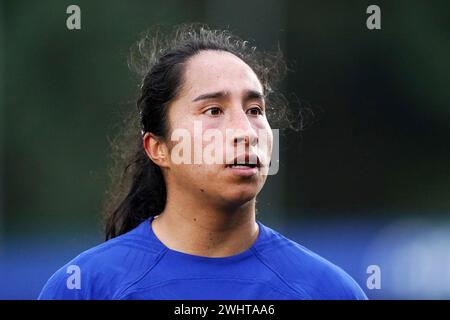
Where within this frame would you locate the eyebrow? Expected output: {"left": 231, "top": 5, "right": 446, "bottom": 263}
{"left": 192, "top": 90, "right": 265, "bottom": 103}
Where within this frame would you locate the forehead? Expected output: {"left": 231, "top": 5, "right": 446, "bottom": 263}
{"left": 181, "top": 50, "right": 263, "bottom": 98}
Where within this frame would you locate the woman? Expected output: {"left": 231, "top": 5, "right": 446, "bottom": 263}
{"left": 39, "top": 25, "right": 367, "bottom": 300}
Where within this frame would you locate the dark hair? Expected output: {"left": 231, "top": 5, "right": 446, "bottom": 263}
{"left": 103, "top": 24, "right": 296, "bottom": 240}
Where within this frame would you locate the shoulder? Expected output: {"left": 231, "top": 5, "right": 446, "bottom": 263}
{"left": 253, "top": 223, "right": 368, "bottom": 300}
{"left": 38, "top": 221, "right": 164, "bottom": 300}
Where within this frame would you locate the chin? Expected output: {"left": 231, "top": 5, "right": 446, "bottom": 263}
{"left": 221, "top": 186, "right": 259, "bottom": 206}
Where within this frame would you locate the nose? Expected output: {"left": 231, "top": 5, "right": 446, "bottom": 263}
{"left": 233, "top": 133, "right": 257, "bottom": 147}
{"left": 230, "top": 110, "right": 258, "bottom": 148}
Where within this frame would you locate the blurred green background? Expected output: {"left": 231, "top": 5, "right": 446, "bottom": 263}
{"left": 1, "top": 0, "right": 449, "bottom": 299}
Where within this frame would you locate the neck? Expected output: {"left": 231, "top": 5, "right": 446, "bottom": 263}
{"left": 151, "top": 185, "right": 259, "bottom": 258}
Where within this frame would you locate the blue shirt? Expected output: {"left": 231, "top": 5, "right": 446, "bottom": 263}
{"left": 38, "top": 216, "right": 367, "bottom": 300}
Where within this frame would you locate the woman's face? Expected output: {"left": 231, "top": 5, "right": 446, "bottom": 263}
{"left": 163, "top": 50, "right": 273, "bottom": 208}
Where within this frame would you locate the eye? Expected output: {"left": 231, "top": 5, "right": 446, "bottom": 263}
{"left": 204, "top": 106, "right": 223, "bottom": 116}
{"left": 246, "top": 106, "right": 263, "bottom": 116}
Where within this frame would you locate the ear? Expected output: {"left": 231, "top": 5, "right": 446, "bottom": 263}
{"left": 143, "top": 132, "right": 170, "bottom": 168}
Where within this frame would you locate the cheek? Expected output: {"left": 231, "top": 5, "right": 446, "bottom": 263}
{"left": 169, "top": 164, "right": 206, "bottom": 190}
{"left": 257, "top": 122, "right": 273, "bottom": 159}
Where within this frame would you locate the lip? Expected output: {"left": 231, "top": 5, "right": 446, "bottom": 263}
{"left": 225, "top": 154, "right": 260, "bottom": 177}
{"left": 226, "top": 165, "right": 258, "bottom": 177}
{"left": 225, "top": 154, "right": 260, "bottom": 167}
